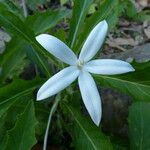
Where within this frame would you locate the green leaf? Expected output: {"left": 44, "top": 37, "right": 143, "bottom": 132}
{"left": 94, "top": 61, "right": 150, "bottom": 101}
{"left": 0, "top": 78, "right": 43, "bottom": 117}
{"left": 60, "top": 0, "right": 68, "bottom": 6}
{"left": 135, "top": 10, "right": 150, "bottom": 22}
{"left": 0, "top": 6, "right": 34, "bottom": 40}
{"left": 0, "top": 36, "right": 51, "bottom": 80}
{"left": 25, "top": 9, "right": 70, "bottom": 34}
{"left": 68, "top": 0, "right": 93, "bottom": 49}
{"left": 4, "top": 100, "right": 37, "bottom": 150}
{"left": 64, "top": 103, "right": 113, "bottom": 150}
{"left": 128, "top": 102, "right": 150, "bottom": 149}
{"left": 26, "top": 0, "right": 47, "bottom": 11}
{"left": 124, "top": 0, "right": 150, "bottom": 22}
{"left": 75, "top": 0, "right": 119, "bottom": 52}
{"left": 88, "top": 3, "right": 97, "bottom": 14}
{"left": 0, "top": 96, "right": 33, "bottom": 147}
{"left": 0, "top": 38, "right": 26, "bottom": 82}
{"left": 110, "top": 136, "right": 128, "bottom": 150}
{"left": 25, "top": 44, "right": 52, "bottom": 76}
{"left": 0, "top": 78, "right": 43, "bottom": 101}
{"left": 0, "top": 0, "right": 23, "bottom": 18}
{"left": 0, "top": 5, "right": 56, "bottom": 76}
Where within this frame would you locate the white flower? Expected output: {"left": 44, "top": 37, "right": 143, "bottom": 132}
{"left": 36, "top": 20, "right": 135, "bottom": 126}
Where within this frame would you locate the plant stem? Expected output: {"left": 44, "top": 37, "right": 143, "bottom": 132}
{"left": 43, "top": 95, "right": 60, "bottom": 150}
{"left": 21, "top": 0, "right": 28, "bottom": 17}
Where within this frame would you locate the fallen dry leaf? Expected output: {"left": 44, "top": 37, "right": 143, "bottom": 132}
{"left": 144, "top": 27, "right": 150, "bottom": 39}
{"left": 112, "top": 38, "right": 138, "bottom": 46}
{"left": 106, "top": 36, "right": 138, "bottom": 51}
{"left": 106, "top": 40, "right": 127, "bottom": 51}
{"left": 143, "top": 19, "right": 150, "bottom": 39}
{"left": 135, "top": 0, "right": 150, "bottom": 10}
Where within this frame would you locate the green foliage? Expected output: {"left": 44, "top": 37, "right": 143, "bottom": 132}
{"left": 75, "top": 0, "right": 120, "bottom": 52}
{"left": 73, "top": 0, "right": 149, "bottom": 52}
{"left": 128, "top": 102, "right": 150, "bottom": 149}
{"left": 0, "top": 0, "right": 23, "bottom": 18}
{"left": 25, "top": 44, "right": 52, "bottom": 76}
{"left": 65, "top": 103, "right": 113, "bottom": 150}
{"left": 0, "top": 38, "right": 26, "bottom": 82}
{"left": 94, "top": 61, "right": 150, "bottom": 101}
{"left": 68, "top": 0, "right": 93, "bottom": 49}
{"left": 60, "top": 0, "right": 68, "bottom": 6}
{"left": 0, "top": 78, "right": 43, "bottom": 117}
{"left": 123, "top": 0, "right": 150, "bottom": 21}
{"left": 3, "top": 100, "right": 37, "bottom": 150}
{"left": 0, "top": 7, "right": 33, "bottom": 40}
{"left": 0, "top": 97, "right": 30, "bottom": 149}
{"left": 26, "top": 0, "right": 48, "bottom": 11}
{"left": 0, "top": 0, "right": 150, "bottom": 149}
{"left": 25, "top": 9, "right": 70, "bottom": 34}
{"left": 0, "top": 3, "right": 56, "bottom": 76}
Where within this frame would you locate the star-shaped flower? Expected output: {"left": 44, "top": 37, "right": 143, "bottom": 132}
{"left": 36, "top": 20, "right": 135, "bottom": 126}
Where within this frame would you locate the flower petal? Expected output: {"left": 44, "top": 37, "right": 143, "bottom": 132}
{"left": 84, "top": 59, "right": 135, "bottom": 75}
{"left": 79, "top": 20, "right": 108, "bottom": 62}
{"left": 36, "top": 34, "right": 77, "bottom": 65}
{"left": 37, "top": 66, "right": 80, "bottom": 100}
{"left": 78, "top": 71, "right": 101, "bottom": 126}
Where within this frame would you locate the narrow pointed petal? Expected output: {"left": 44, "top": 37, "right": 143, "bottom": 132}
{"left": 79, "top": 20, "right": 108, "bottom": 62}
{"left": 84, "top": 59, "right": 135, "bottom": 75}
{"left": 37, "top": 66, "right": 80, "bottom": 100}
{"left": 78, "top": 71, "right": 101, "bottom": 126}
{"left": 36, "top": 34, "right": 77, "bottom": 65}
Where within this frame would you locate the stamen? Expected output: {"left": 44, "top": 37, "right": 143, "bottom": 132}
{"left": 77, "top": 60, "right": 84, "bottom": 70}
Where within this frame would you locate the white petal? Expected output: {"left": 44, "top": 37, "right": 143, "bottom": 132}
{"left": 79, "top": 20, "right": 108, "bottom": 62}
{"left": 37, "top": 66, "right": 80, "bottom": 100}
{"left": 84, "top": 59, "right": 135, "bottom": 75}
{"left": 36, "top": 34, "right": 77, "bottom": 65}
{"left": 78, "top": 71, "right": 101, "bottom": 126}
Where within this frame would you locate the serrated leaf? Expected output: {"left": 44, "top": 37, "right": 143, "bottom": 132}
{"left": 0, "top": 96, "right": 32, "bottom": 147}
{"left": 128, "top": 102, "right": 150, "bottom": 149}
{"left": 0, "top": 38, "right": 26, "bottom": 82}
{"left": 25, "top": 9, "right": 70, "bottom": 34}
{"left": 0, "top": 78, "right": 43, "bottom": 117}
{"left": 65, "top": 103, "right": 113, "bottom": 150}
{"left": 94, "top": 61, "right": 150, "bottom": 101}
{"left": 68, "top": 0, "right": 93, "bottom": 49}
{"left": 4, "top": 100, "right": 37, "bottom": 150}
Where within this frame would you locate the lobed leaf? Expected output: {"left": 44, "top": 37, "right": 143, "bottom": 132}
{"left": 0, "top": 38, "right": 26, "bottom": 82}
{"left": 4, "top": 100, "right": 37, "bottom": 150}
{"left": 0, "top": 78, "right": 43, "bottom": 117}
